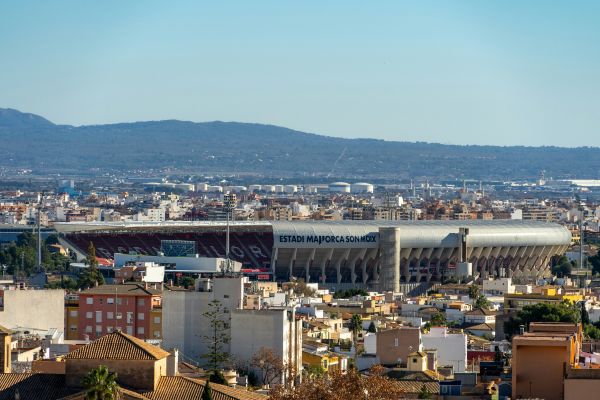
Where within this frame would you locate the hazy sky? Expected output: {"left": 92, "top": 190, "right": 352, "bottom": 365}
{"left": 1, "top": 1, "right": 599, "bottom": 146}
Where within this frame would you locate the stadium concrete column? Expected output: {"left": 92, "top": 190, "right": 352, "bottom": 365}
{"left": 323, "top": 248, "right": 334, "bottom": 283}
{"left": 350, "top": 250, "right": 366, "bottom": 284}
{"left": 336, "top": 249, "right": 351, "bottom": 284}
{"left": 305, "top": 248, "right": 316, "bottom": 283}
{"left": 271, "top": 247, "right": 278, "bottom": 274}
{"left": 360, "top": 248, "right": 377, "bottom": 285}
{"left": 379, "top": 227, "right": 400, "bottom": 293}
{"left": 288, "top": 248, "right": 297, "bottom": 280}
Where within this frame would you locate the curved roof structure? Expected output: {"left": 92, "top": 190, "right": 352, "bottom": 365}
{"left": 57, "top": 219, "right": 571, "bottom": 285}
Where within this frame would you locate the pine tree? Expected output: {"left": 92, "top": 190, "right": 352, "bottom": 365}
{"left": 201, "top": 299, "right": 231, "bottom": 375}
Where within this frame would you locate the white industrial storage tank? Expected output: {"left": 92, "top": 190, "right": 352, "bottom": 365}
{"left": 329, "top": 182, "right": 351, "bottom": 193}
{"left": 284, "top": 185, "right": 298, "bottom": 194}
{"left": 351, "top": 182, "right": 374, "bottom": 193}
{"left": 248, "top": 184, "right": 262, "bottom": 192}
{"left": 274, "top": 185, "right": 285, "bottom": 193}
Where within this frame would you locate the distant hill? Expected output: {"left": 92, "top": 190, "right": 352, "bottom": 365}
{"left": 1, "top": 107, "right": 599, "bottom": 180}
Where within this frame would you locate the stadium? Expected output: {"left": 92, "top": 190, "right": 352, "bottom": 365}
{"left": 55, "top": 220, "right": 571, "bottom": 288}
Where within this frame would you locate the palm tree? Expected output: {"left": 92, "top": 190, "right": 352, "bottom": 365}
{"left": 82, "top": 365, "right": 120, "bottom": 400}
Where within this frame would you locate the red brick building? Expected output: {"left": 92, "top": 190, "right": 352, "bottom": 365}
{"left": 76, "top": 284, "right": 163, "bottom": 341}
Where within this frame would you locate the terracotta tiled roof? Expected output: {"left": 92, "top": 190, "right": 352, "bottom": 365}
{"left": 141, "top": 376, "right": 267, "bottom": 400}
{"left": 465, "top": 308, "right": 496, "bottom": 316}
{"left": 394, "top": 380, "right": 440, "bottom": 394}
{"left": 65, "top": 331, "right": 170, "bottom": 360}
{"left": 59, "top": 388, "right": 150, "bottom": 400}
{"left": 465, "top": 323, "right": 495, "bottom": 331}
{"left": 0, "top": 373, "right": 75, "bottom": 400}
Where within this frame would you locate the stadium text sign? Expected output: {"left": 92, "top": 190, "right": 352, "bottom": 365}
{"left": 277, "top": 233, "right": 378, "bottom": 248}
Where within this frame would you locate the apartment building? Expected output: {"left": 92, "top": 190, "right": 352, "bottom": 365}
{"left": 75, "top": 284, "right": 162, "bottom": 341}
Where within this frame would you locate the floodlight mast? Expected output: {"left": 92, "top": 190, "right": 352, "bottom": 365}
{"left": 224, "top": 192, "right": 237, "bottom": 275}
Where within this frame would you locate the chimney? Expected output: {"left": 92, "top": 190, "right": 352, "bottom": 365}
{"left": 166, "top": 348, "right": 179, "bottom": 376}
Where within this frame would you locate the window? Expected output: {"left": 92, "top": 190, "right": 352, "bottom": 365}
{"left": 107, "top": 298, "right": 114, "bottom": 304}
{"left": 394, "top": 338, "right": 399, "bottom": 347}
{"left": 99, "top": 298, "right": 103, "bottom": 305}
{"left": 137, "top": 327, "right": 145, "bottom": 335}
{"left": 223, "top": 294, "right": 229, "bottom": 299}
{"left": 413, "top": 358, "right": 417, "bottom": 363}
{"left": 70, "top": 325, "right": 77, "bottom": 331}
{"left": 107, "top": 326, "right": 113, "bottom": 333}
{"left": 95, "top": 325, "right": 102, "bottom": 334}
{"left": 86, "top": 297, "right": 93, "bottom": 305}
{"left": 137, "top": 298, "right": 145, "bottom": 306}
{"left": 116, "top": 298, "right": 122, "bottom": 306}
{"left": 154, "top": 331, "right": 161, "bottom": 338}
{"left": 138, "top": 313, "right": 145, "bottom": 321}
{"left": 85, "top": 326, "right": 92, "bottom": 333}
{"left": 126, "top": 326, "right": 133, "bottom": 335}
{"left": 126, "top": 312, "right": 133, "bottom": 324}
{"left": 70, "top": 310, "right": 78, "bottom": 317}
{"left": 116, "top": 312, "right": 122, "bottom": 320}
{"left": 154, "top": 316, "right": 161, "bottom": 324}
{"left": 95, "top": 311, "right": 102, "bottom": 323}
{"left": 107, "top": 312, "right": 114, "bottom": 320}
{"left": 86, "top": 312, "right": 93, "bottom": 319}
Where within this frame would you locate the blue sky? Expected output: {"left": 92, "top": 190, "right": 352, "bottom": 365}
{"left": 1, "top": 1, "right": 599, "bottom": 146}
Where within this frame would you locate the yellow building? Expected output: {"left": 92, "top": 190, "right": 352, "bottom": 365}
{"left": 302, "top": 339, "right": 347, "bottom": 374}
{"left": 504, "top": 287, "right": 583, "bottom": 314}
{"left": 65, "top": 293, "right": 79, "bottom": 340}
{"left": 302, "top": 350, "right": 344, "bottom": 373}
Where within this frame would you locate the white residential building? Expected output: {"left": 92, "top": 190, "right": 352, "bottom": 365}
{"left": 422, "top": 326, "right": 467, "bottom": 373}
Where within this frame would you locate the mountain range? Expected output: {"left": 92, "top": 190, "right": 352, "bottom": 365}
{"left": 1, "top": 107, "right": 599, "bottom": 180}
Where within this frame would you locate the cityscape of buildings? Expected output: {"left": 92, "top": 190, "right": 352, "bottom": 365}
{"left": 0, "top": 177, "right": 599, "bottom": 399}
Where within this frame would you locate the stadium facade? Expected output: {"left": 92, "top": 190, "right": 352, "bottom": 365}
{"left": 55, "top": 220, "right": 571, "bottom": 288}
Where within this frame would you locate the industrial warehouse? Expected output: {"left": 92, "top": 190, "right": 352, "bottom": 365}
{"left": 55, "top": 220, "right": 571, "bottom": 288}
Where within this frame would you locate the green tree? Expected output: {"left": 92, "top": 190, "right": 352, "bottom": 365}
{"left": 582, "top": 302, "right": 590, "bottom": 326}
{"left": 430, "top": 312, "right": 447, "bottom": 327}
{"left": 504, "top": 301, "right": 580, "bottom": 337}
{"left": 201, "top": 299, "right": 231, "bottom": 374}
{"left": 584, "top": 324, "right": 600, "bottom": 340}
{"left": 45, "top": 234, "right": 60, "bottom": 246}
{"left": 468, "top": 285, "right": 480, "bottom": 299}
{"left": 78, "top": 242, "right": 104, "bottom": 288}
{"left": 590, "top": 254, "right": 600, "bottom": 276}
{"left": 181, "top": 276, "right": 195, "bottom": 289}
{"left": 16, "top": 232, "right": 36, "bottom": 248}
{"left": 305, "top": 364, "right": 325, "bottom": 378}
{"left": 201, "top": 380, "right": 213, "bottom": 400}
{"left": 87, "top": 241, "right": 99, "bottom": 269}
{"left": 475, "top": 295, "right": 492, "bottom": 310}
{"left": 367, "top": 321, "right": 377, "bottom": 333}
{"left": 81, "top": 365, "right": 120, "bottom": 400}
{"left": 417, "top": 384, "right": 432, "bottom": 399}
